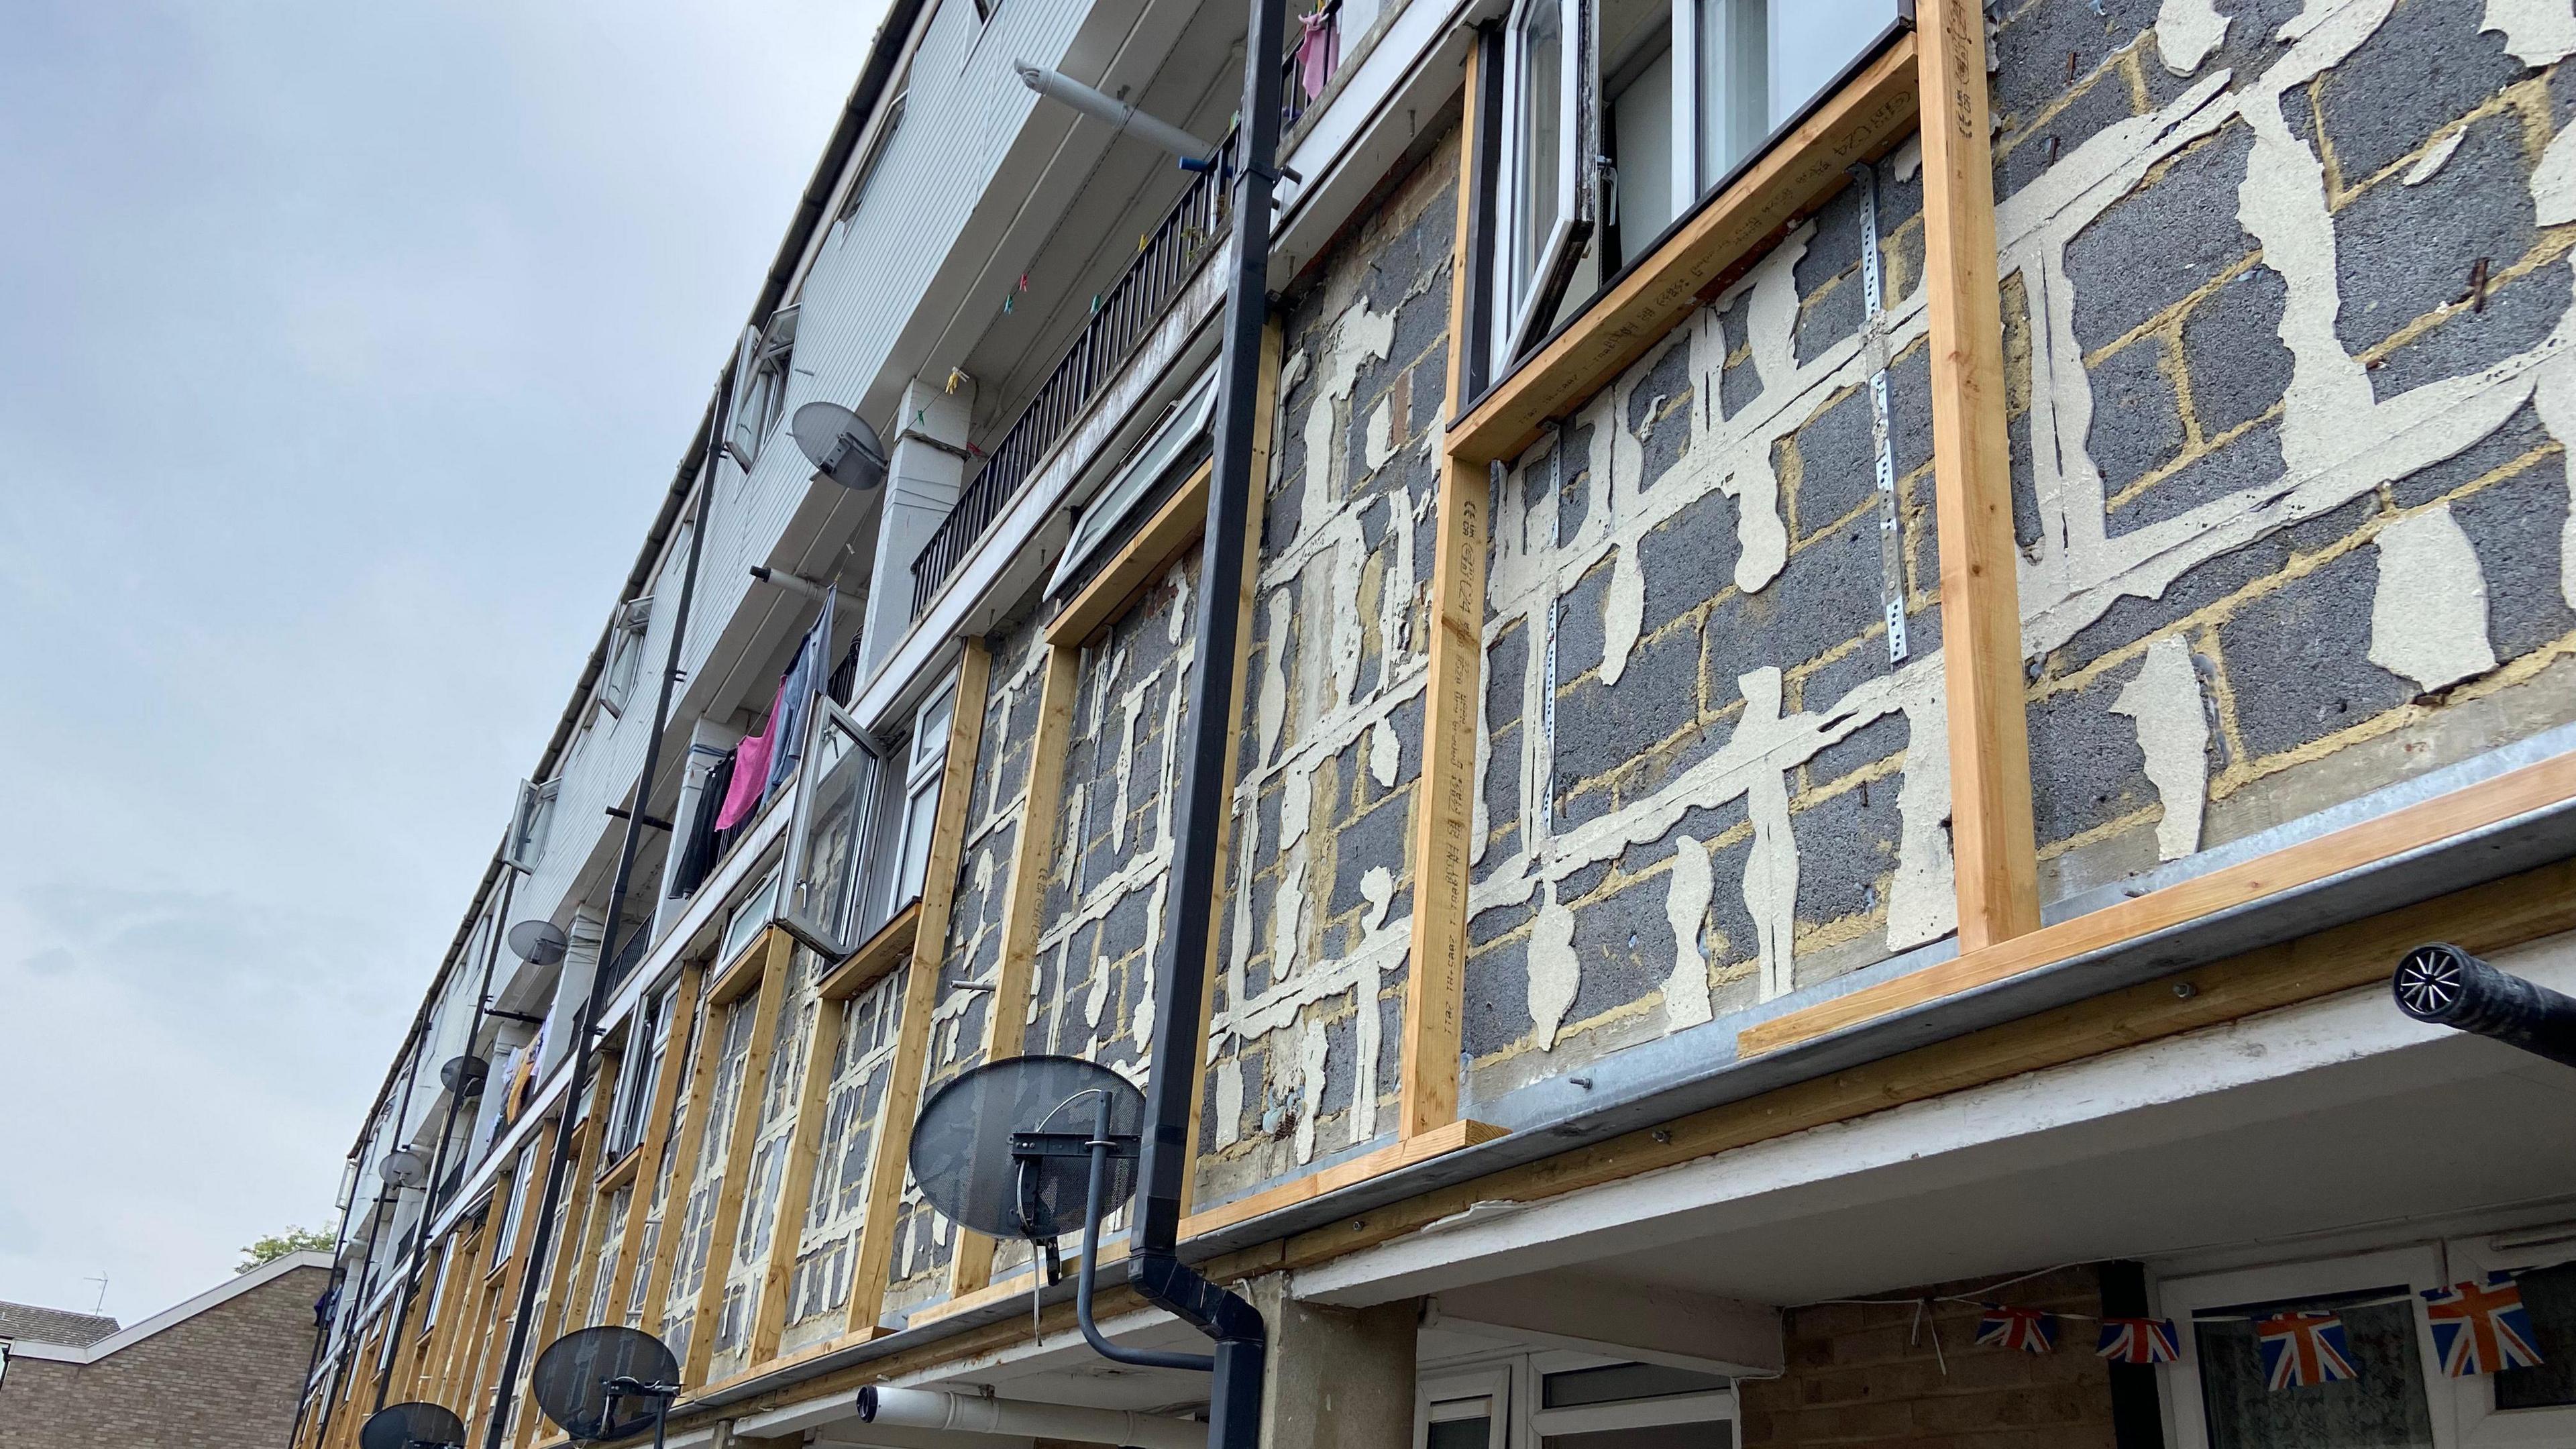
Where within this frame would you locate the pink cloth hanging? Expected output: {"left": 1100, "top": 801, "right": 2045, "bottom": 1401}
{"left": 713, "top": 682, "right": 786, "bottom": 832}
{"left": 1295, "top": 7, "right": 1338, "bottom": 104}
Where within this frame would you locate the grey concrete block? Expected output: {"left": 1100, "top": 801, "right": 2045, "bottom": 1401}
{"left": 1791, "top": 772, "right": 1901, "bottom": 925}
{"left": 2336, "top": 112, "right": 2541, "bottom": 357}
{"left": 1564, "top": 873, "right": 1678, "bottom": 1025}
{"left": 2449, "top": 456, "right": 2576, "bottom": 661}
{"left": 2181, "top": 264, "right": 2294, "bottom": 435}
{"left": 2320, "top": 0, "right": 2528, "bottom": 184}
{"left": 2108, "top": 417, "right": 2285, "bottom": 537}
{"left": 2065, "top": 124, "right": 2258, "bottom": 356}
{"left": 2027, "top": 663, "right": 2158, "bottom": 849}
{"left": 1992, "top": 0, "right": 2160, "bottom": 127}
{"left": 1639, "top": 484, "right": 1741, "bottom": 634}
{"left": 1792, "top": 385, "right": 1882, "bottom": 535}
{"left": 1556, "top": 556, "right": 1612, "bottom": 682}
{"left": 1998, "top": 68, "right": 2141, "bottom": 203}
{"left": 2393, "top": 400, "right": 2555, "bottom": 508}
{"left": 1809, "top": 710, "right": 1909, "bottom": 788}
{"left": 1629, "top": 343, "right": 1697, "bottom": 493}
{"left": 1330, "top": 796, "right": 1415, "bottom": 918}
{"left": 2088, "top": 335, "right": 2188, "bottom": 495}
{"left": 2219, "top": 541, "right": 2416, "bottom": 759}
{"left": 2373, "top": 264, "right": 2574, "bottom": 402}
{"left": 1718, "top": 293, "right": 1761, "bottom": 420}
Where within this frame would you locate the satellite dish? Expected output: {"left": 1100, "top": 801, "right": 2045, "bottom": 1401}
{"left": 790, "top": 401, "right": 888, "bottom": 492}
{"left": 908, "top": 1056, "right": 1144, "bottom": 1244}
{"left": 531, "top": 1325, "right": 680, "bottom": 1445}
{"left": 440, "top": 1055, "right": 490, "bottom": 1095}
{"left": 380, "top": 1147, "right": 430, "bottom": 1188}
{"left": 508, "top": 919, "right": 569, "bottom": 967}
{"left": 360, "top": 1402, "right": 466, "bottom": 1449}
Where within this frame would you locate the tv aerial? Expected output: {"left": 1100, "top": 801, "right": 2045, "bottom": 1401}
{"left": 791, "top": 402, "right": 889, "bottom": 492}
{"left": 358, "top": 1402, "right": 466, "bottom": 1449}
{"left": 908, "top": 1055, "right": 1205, "bottom": 1368}
{"left": 531, "top": 1325, "right": 681, "bottom": 1449}
{"left": 508, "top": 920, "right": 570, "bottom": 967}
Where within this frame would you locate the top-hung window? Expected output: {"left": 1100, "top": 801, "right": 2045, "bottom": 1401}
{"left": 1496, "top": 0, "right": 1904, "bottom": 364}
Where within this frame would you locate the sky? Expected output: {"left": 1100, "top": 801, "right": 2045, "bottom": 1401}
{"left": 0, "top": 0, "right": 885, "bottom": 1326}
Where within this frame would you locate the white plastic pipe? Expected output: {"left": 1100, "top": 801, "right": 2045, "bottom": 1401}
{"left": 1014, "top": 62, "right": 1215, "bottom": 163}
{"left": 853, "top": 1386, "right": 1203, "bottom": 1449}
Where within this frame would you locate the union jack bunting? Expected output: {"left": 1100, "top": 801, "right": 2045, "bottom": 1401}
{"left": 2422, "top": 1275, "right": 2546, "bottom": 1377}
{"left": 2257, "top": 1311, "right": 2359, "bottom": 1389}
{"left": 1976, "top": 1305, "right": 2057, "bottom": 1354}
{"left": 2095, "top": 1317, "right": 2181, "bottom": 1364}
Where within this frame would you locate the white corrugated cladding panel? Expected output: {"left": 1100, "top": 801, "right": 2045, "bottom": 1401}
{"left": 788, "top": 0, "right": 1091, "bottom": 419}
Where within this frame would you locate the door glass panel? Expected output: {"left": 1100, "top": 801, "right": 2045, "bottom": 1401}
{"left": 2497, "top": 1260, "right": 2576, "bottom": 1409}
{"left": 2192, "top": 1289, "right": 2436, "bottom": 1449}
{"left": 1544, "top": 1363, "right": 1731, "bottom": 1408}
{"left": 781, "top": 701, "right": 882, "bottom": 958}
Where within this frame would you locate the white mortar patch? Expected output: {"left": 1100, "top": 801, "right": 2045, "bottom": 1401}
{"left": 2370, "top": 502, "right": 2499, "bottom": 692}
{"left": 1527, "top": 883, "right": 1580, "bottom": 1051}
{"left": 2485, "top": 0, "right": 2576, "bottom": 65}
{"left": 1662, "top": 835, "right": 1716, "bottom": 1030}
{"left": 2157, "top": 0, "right": 2231, "bottom": 73}
{"left": 2111, "top": 635, "right": 2210, "bottom": 862}
{"left": 2403, "top": 129, "right": 2467, "bottom": 186}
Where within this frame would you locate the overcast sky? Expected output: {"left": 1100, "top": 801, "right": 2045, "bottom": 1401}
{"left": 0, "top": 0, "right": 884, "bottom": 1325}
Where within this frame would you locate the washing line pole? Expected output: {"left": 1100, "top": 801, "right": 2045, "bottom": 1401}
{"left": 479, "top": 378, "right": 731, "bottom": 1449}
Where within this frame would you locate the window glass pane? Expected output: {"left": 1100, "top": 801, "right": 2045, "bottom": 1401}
{"left": 1768, "top": 0, "right": 1898, "bottom": 129}
{"left": 1696, "top": 0, "right": 1766, "bottom": 188}
{"left": 1428, "top": 1417, "right": 1493, "bottom": 1449}
{"left": 2192, "top": 1291, "right": 2435, "bottom": 1449}
{"left": 1607, "top": 38, "right": 1674, "bottom": 254}
{"left": 787, "top": 710, "right": 875, "bottom": 954}
{"left": 1544, "top": 1362, "right": 1733, "bottom": 1408}
{"left": 722, "top": 868, "right": 780, "bottom": 965}
{"left": 1514, "top": 0, "right": 1564, "bottom": 302}
{"left": 1542, "top": 1426, "right": 1728, "bottom": 1449}
{"left": 896, "top": 780, "right": 941, "bottom": 906}
{"left": 2497, "top": 1260, "right": 2576, "bottom": 1409}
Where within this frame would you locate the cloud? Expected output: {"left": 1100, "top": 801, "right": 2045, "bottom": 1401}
{"left": 0, "top": 0, "right": 883, "bottom": 1321}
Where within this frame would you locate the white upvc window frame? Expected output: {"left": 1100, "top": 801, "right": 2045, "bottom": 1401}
{"left": 504, "top": 777, "right": 559, "bottom": 874}
{"left": 1419, "top": 1363, "right": 1513, "bottom": 1449}
{"left": 777, "top": 696, "right": 890, "bottom": 959}
{"left": 2160, "top": 1235, "right": 2576, "bottom": 1449}
{"left": 599, "top": 595, "right": 654, "bottom": 718}
{"left": 1497, "top": 0, "right": 1584, "bottom": 364}
{"left": 887, "top": 677, "right": 959, "bottom": 918}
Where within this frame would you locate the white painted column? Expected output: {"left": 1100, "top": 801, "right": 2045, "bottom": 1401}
{"left": 538, "top": 908, "right": 608, "bottom": 1079}
{"left": 858, "top": 376, "right": 975, "bottom": 684}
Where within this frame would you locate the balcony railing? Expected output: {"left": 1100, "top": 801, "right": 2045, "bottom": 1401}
{"left": 909, "top": 137, "right": 1236, "bottom": 618}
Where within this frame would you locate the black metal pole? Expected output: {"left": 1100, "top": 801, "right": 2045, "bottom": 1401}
{"left": 1126, "top": 0, "right": 1287, "bottom": 1440}
{"left": 480, "top": 382, "right": 729, "bottom": 1449}
{"left": 312, "top": 1019, "right": 427, "bottom": 1449}
{"left": 374, "top": 867, "right": 519, "bottom": 1413}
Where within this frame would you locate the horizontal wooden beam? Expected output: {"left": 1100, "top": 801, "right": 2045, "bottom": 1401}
{"left": 707, "top": 925, "right": 778, "bottom": 1006}
{"left": 1445, "top": 33, "right": 1920, "bottom": 466}
{"left": 818, "top": 900, "right": 921, "bottom": 1002}
{"left": 1739, "top": 748, "right": 2576, "bottom": 1058}
{"left": 1181, "top": 1118, "right": 1509, "bottom": 1240}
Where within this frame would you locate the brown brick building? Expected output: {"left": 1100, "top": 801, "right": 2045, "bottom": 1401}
{"left": 0, "top": 1254, "right": 330, "bottom": 1449}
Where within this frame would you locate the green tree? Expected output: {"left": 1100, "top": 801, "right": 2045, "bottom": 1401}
{"left": 237, "top": 1226, "right": 337, "bottom": 1274}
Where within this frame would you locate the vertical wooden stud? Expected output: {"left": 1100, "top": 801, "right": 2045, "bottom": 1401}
{"left": 848, "top": 641, "right": 998, "bottom": 1334}
{"left": 605, "top": 963, "right": 704, "bottom": 1322}
{"left": 682, "top": 928, "right": 795, "bottom": 1385}
{"left": 945, "top": 641, "right": 1081, "bottom": 1296}
{"left": 1919, "top": 0, "right": 2039, "bottom": 951}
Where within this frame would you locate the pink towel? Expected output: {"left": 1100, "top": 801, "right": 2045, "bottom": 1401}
{"left": 713, "top": 683, "right": 785, "bottom": 832}
{"left": 1296, "top": 8, "right": 1338, "bottom": 103}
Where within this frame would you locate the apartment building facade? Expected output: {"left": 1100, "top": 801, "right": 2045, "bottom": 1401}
{"left": 293, "top": 2, "right": 2576, "bottom": 1448}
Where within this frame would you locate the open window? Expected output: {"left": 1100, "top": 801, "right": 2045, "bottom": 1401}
{"left": 1050, "top": 366, "right": 1220, "bottom": 594}
{"left": 1491, "top": 0, "right": 1904, "bottom": 368}
{"left": 504, "top": 777, "right": 559, "bottom": 873}
{"left": 600, "top": 596, "right": 653, "bottom": 717}
{"left": 728, "top": 306, "right": 801, "bottom": 471}
{"left": 777, "top": 697, "right": 889, "bottom": 959}
{"left": 607, "top": 985, "right": 677, "bottom": 1159}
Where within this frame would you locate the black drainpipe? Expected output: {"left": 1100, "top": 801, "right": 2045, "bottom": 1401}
{"left": 1124, "top": 0, "right": 1290, "bottom": 1438}
{"left": 479, "top": 377, "right": 730, "bottom": 1449}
